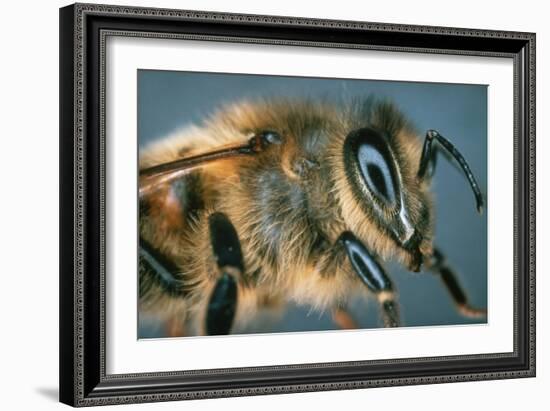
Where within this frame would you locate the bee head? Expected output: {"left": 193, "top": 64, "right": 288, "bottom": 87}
{"left": 333, "top": 117, "right": 434, "bottom": 271}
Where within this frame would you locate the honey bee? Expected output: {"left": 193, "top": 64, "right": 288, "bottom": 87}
{"left": 138, "top": 96, "right": 486, "bottom": 337}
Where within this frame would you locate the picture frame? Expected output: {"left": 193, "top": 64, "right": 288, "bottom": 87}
{"left": 59, "top": 2, "right": 535, "bottom": 407}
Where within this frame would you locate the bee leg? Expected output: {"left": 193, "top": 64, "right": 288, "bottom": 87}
{"left": 139, "top": 238, "right": 183, "bottom": 296}
{"left": 205, "top": 212, "right": 243, "bottom": 335}
{"left": 206, "top": 273, "right": 238, "bottom": 335}
{"left": 417, "top": 129, "right": 484, "bottom": 213}
{"left": 339, "top": 232, "right": 400, "bottom": 328}
{"left": 139, "top": 238, "right": 188, "bottom": 337}
{"left": 332, "top": 305, "right": 359, "bottom": 329}
{"left": 428, "top": 248, "right": 487, "bottom": 319}
{"left": 165, "top": 315, "right": 186, "bottom": 337}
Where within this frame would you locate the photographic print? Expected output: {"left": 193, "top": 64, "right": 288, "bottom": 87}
{"left": 137, "top": 70, "right": 488, "bottom": 339}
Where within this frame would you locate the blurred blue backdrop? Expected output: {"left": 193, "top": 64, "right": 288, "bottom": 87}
{"left": 138, "top": 70, "right": 487, "bottom": 337}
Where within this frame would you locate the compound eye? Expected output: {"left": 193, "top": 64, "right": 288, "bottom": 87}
{"left": 345, "top": 127, "right": 399, "bottom": 206}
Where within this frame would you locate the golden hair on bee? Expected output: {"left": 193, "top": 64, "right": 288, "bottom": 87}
{"left": 138, "top": 96, "right": 485, "bottom": 336}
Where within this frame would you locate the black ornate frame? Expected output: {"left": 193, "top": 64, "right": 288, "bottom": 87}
{"left": 59, "top": 3, "right": 536, "bottom": 407}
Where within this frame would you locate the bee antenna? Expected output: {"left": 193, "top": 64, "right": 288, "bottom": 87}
{"left": 418, "top": 129, "right": 484, "bottom": 214}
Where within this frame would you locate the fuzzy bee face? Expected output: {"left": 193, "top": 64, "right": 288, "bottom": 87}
{"left": 343, "top": 126, "right": 430, "bottom": 270}
{"left": 326, "top": 100, "right": 435, "bottom": 271}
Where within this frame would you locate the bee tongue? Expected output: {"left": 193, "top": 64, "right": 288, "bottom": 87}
{"left": 407, "top": 247, "right": 423, "bottom": 272}
{"left": 400, "top": 229, "right": 423, "bottom": 272}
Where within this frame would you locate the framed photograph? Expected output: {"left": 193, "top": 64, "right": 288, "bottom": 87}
{"left": 59, "top": 3, "right": 535, "bottom": 407}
